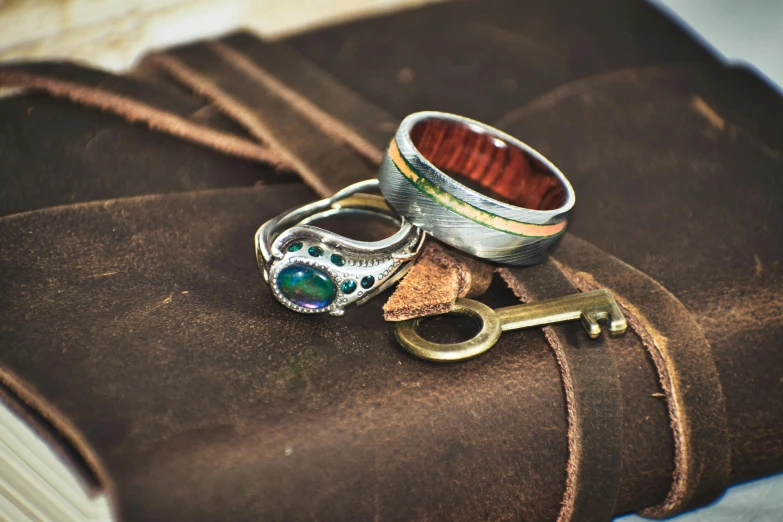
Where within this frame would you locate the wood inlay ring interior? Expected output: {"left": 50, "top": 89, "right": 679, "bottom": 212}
{"left": 409, "top": 118, "right": 566, "bottom": 211}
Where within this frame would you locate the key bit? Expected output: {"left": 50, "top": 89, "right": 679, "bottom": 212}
{"left": 395, "top": 289, "right": 627, "bottom": 362}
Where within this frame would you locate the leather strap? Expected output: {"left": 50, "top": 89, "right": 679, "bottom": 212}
{"left": 501, "top": 260, "right": 623, "bottom": 522}
{"left": 553, "top": 234, "right": 730, "bottom": 518}
{"left": 219, "top": 33, "right": 397, "bottom": 160}
{"left": 142, "top": 41, "right": 383, "bottom": 197}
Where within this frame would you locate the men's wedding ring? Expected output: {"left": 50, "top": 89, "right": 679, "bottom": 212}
{"left": 378, "top": 111, "right": 575, "bottom": 265}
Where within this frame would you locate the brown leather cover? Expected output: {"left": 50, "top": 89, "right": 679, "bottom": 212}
{"left": 0, "top": 1, "right": 781, "bottom": 520}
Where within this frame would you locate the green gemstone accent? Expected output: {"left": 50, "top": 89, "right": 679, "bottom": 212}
{"left": 361, "top": 275, "right": 375, "bottom": 289}
{"left": 278, "top": 264, "right": 336, "bottom": 309}
{"left": 308, "top": 245, "right": 324, "bottom": 257}
{"left": 341, "top": 280, "right": 357, "bottom": 294}
{"left": 331, "top": 253, "right": 345, "bottom": 266}
{"left": 287, "top": 242, "right": 303, "bottom": 252}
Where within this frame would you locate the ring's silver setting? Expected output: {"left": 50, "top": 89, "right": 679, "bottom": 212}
{"left": 256, "top": 179, "right": 425, "bottom": 316}
{"left": 378, "top": 111, "right": 575, "bottom": 265}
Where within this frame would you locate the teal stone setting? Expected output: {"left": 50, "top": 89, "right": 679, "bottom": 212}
{"left": 361, "top": 275, "right": 375, "bottom": 289}
{"left": 341, "top": 280, "right": 357, "bottom": 294}
{"left": 330, "top": 253, "right": 345, "bottom": 266}
{"left": 287, "top": 241, "right": 303, "bottom": 252}
{"left": 277, "top": 264, "right": 336, "bottom": 309}
{"left": 308, "top": 245, "right": 324, "bottom": 257}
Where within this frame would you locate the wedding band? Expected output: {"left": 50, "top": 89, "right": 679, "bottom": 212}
{"left": 378, "top": 111, "right": 575, "bottom": 265}
{"left": 256, "top": 179, "right": 425, "bottom": 316}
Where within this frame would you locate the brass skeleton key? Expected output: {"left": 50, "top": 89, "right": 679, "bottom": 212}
{"left": 394, "top": 289, "right": 627, "bottom": 362}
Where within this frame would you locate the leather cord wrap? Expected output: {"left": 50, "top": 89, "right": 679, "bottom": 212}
{"left": 554, "top": 235, "right": 731, "bottom": 518}
{"left": 0, "top": 66, "right": 288, "bottom": 169}
{"left": 501, "top": 260, "right": 623, "bottom": 522}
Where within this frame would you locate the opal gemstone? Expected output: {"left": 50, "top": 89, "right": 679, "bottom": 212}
{"left": 278, "top": 264, "right": 336, "bottom": 309}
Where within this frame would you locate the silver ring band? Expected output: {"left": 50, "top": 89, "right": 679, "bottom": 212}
{"left": 256, "top": 179, "right": 425, "bottom": 316}
{"left": 378, "top": 111, "right": 575, "bottom": 265}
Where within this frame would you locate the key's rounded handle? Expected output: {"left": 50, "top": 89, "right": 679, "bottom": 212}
{"left": 394, "top": 298, "right": 502, "bottom": 361}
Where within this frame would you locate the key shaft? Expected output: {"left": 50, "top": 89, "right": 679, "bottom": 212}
{"left": 496, "top": 289, "right": 627, "bottom": 338}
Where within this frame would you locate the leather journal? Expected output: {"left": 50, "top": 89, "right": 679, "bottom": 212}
{"left": 0, "top": 1, "right": 781, "bottom": 520}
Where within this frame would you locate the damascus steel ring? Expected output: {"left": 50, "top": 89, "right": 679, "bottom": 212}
{"left": 378, "top": 111, "right": 575, "bottom": 265}
{"left": 256, "top": 179, "right": 425, "bottom": 316}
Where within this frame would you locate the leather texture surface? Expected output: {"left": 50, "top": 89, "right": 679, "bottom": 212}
{"left": 0, "top": 0, "right": 781, "bottom": 520}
